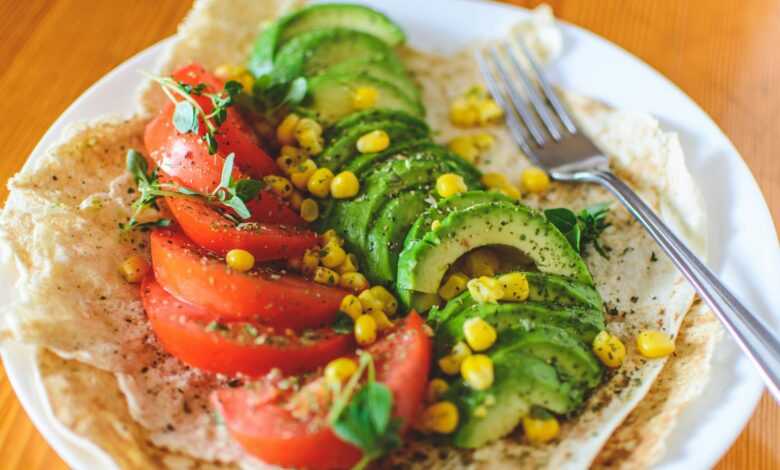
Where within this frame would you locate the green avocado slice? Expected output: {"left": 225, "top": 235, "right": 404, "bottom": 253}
{"left": 326, "top": 109, "right": 430, "bottom": 141}
{"left": 397, "top": 201, "right": 594, "bottom": 300}
{"left": 321, "top": 59, "right": 421, "bottom": 102}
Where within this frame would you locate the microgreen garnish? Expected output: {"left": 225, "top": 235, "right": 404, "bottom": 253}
{"left": 328, "top": 352, "right": 402, "bottom": 470}
{"left": 252, "top": 75, "right": 308, "bottom": 118}
{"left": 145, "top": 73, "right": 243, "bottom": 154}
{"left": 545, "top": 203, "right": 611, "bottom": 258}
{"left": 331, "top": 312, "right": 354, "bottom": 334}
{"left": 120, "top": 149, "right": 263, "bottom": 232}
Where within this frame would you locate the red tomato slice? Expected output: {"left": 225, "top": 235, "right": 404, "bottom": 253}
{"left": 165, "top": 196, "right": 317, "bottom": 260}
{"left": 171, "top": 63, "right": 277, "bottom": 178}
{"left": 151, "top": 228, "right": 347, "bottom": 329}
{"left": 142, "top": 276, "right": 354, "bottom": 376}
{"left": 213, "top": 312, "right": 432, "bottom": 469}
{"left": 245, "top": 190, "right": 305, "bottom": 226}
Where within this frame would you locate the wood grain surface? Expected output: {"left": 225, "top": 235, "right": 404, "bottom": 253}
{"left": 0, "top": 0, "right": 777, "bottom": 468}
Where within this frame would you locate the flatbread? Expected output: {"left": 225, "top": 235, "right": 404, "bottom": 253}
{"left": 0, "top": 1, "right": 721, "bottom": 469}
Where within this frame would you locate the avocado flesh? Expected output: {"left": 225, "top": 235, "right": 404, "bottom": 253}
{"left": 272, "top": 28, "right": 405, "bottom": 83}
{"left": 322, "top": 59, "right": 421, "bottom": 102}
{"left": 248, "top": 3, "right": 405, "bottom": 77}
{"left": 364, "top": 190, "right": 430, "bottom": 286}
{"left": 426, "top": 272, "right": 603, "bottom": 327}
{"left": 343, "top": 138, "right": 432, "bottom": 175}
{"left": 320, "top": 156, "right": 479, "bottom": 262}
{"left": 317, "top": 120, "right": 429, "bottom": 171}
{"left": 448, "top": 351, "right": 580, "bottom": 448}
{"left": 304, "top": 71, "right": 424, "bottom": 125}
{"left": 435, "top": 299, "right": 605, "bottom": 347}
{"left": 326, "top": 109, "right": 429, "bottom": 141}
{"left": 397, "top": 201, "right": 594, "bottom": 299}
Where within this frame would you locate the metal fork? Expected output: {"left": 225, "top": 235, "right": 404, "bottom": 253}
{"left": 477, "top": 36, "right": 780, "bottom": 402}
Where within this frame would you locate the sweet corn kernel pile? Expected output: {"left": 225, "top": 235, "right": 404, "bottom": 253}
{"left": 449, "top": 86, "right": 503, "bottom": 127}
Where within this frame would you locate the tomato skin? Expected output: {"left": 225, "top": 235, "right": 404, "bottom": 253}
{"left": 151, "top": 228, "right": 347, "bottom": 329}
{"left": 245, "top": 190, "right": 306, "bottom": 226}
{"left": 165, "top": 196, "right": 317, "bottom": 260}
{"left": 213, "top": 312, "right": 432, "bottom": 469}
{"left": 171, "top": 63, "right": 277, "bottom": 178}
{"left": 142, "top": 277, "right": 354, "bottom": 376}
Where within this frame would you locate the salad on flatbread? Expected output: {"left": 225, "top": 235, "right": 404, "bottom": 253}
{"left": 0, "top": 1, "right": 719, "bottom": 469}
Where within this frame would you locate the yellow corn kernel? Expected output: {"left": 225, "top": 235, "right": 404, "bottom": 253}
{"left": 448, "top": 136, "right": 480, "bottom": 163}
{"left": 307, "top": 168, "right": 335, "bottom": 198}
{"left": 463, "top": 247, "right": 500, "bottom": 277}
{"left": 450, "top": 98, "right": 479, "bottom": 127}
{"left": 263, "top": 175, "right": 294, "bottom": 199}
{"left": 427, "top": 378, "right": 449, "bottom": 402}
{"left": 290, "top": 159, "right": 318, "bottom": 190}
{"left": 301, "top": 248, "right": 320, "bottom": 274}
{"left": 324, "top": 357, "right": 358, "bottom": 386}
{"left": 295, "top": 118, "right": 324, "bottom": 156}
{"left": 438, "top": 272, "right": 469, "bottom": 301}
{"left": 276, "top": 113, "right": 300, "bottom": 146}
{"left": 276, "top": 145, "right": 304, "bottom": 174}
{"left": 352, "top": 86, "right": 379, "bottom": 110}
{"left": 473, "top": 133, "right": 495, "bottom": 149}
{"left": 313, "top": 266, "right": 340, "bottom": 286}
{"left": 592, "top": 331, "right": 626, "bottom": 368}
{"left": 322, "top": 229, "right": 343, "bottom": 246}
{"left": 438, "top": 341, "right": 472, "bottom": 375}
{"left": 119, "top": 254, "right": 150, "bottom": 283}
{"left": 369, "top": 286, "right": 398, "bottom": 315}
{"left": 321, "top": 241, "right": 347, "bottom": 268}
{"left": 340, "top": 294, "right": 363, "bottom": 320}
{"left": 340, "top": 272, "right": 369, "bottom": 292}
{"left": 463, "top": 317, "right": 497, "bottom": 352}
{"left": 431, "top": 219, "right": 441, "bottom": 231}
{"left": 330, "top": 171, "right": 360, "bottom": 199}
{"left": 436, "top": 173, "right": 467, "bottom": 198}
{"left": 355, "top": 314, "right": 378, "bottom": 345}
{"left": 636, "top": 330, "right": 676, "bottom": 358}
{"left": 467, "top": 276, "right": 504, "bottom": 303}
{"left": 418, "top": 401, "right": 459, "bottom": 434}
{"left": 498, "top": 272, "right": 530, "bottom": 302}
{"left": 214, "top": 64, "right": 253, "bottom": 91}
{"left": 337, "top": 253, "right": 359, "bottom": 274}
{"left": 476, "top": 98, "right": 503, "bottom": 124}
{"left": 370, "top": 310, "right": 394, "bottom": 330}
{"left": 523, "top": 415, "right": 560, "bottom": 444}
{"left": 498, "top": 184, "right": 522, "bottom": 200}
{"left": 300, "top": 198, "right": 319, "bottom": 222}
{"left": 356, "top": 130, "right": 390, "bottom": 153}
{"left": 521, "top": 166, "right": 551, "bottom": 194}
{"left": 481, "top": 172, "right": 510, "bottom": 190}
{"left": 461, "top": 354, "right": 494, "bottom": 390}
{"left": 357, "top": 290, "right": 384, "bottom": 314}
{"left": 288, "top": 190, "right": 304, "bottom": 210}
{"left": 225, "top": 249, "right": 255, "bottom": 273}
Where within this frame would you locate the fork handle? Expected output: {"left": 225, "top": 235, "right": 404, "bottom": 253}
{"left": 580, "top": 169, "right": 780, "bottom": 402}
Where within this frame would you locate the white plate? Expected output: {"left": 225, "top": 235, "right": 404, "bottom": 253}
{"left": 2, "top": 1, "right": 778, "bottom": 469}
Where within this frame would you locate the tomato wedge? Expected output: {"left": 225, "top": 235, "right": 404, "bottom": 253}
{"left": 151, "top": 228, "right": 347, "bottom": 329}
{"left": 245, "top": 190, "right": 306, "bottom": 226}
{"left": 213, "top": 312, "right": 432, "bottom": 469}
{"left": 142, "top": 276, "right": 353, "bottom": 376}
{"left": 166, "top": 196, "right": 317, "bottom": 260}
{"left": 171, "top": 63, "right": 277, "bottom": 178}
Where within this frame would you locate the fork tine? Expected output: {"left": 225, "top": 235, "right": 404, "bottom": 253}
{"left": 475, "top": 48, "right": 539, "bottom": 162}
{"left": 515, "top": 34, "right": 578, "bottom": 133}
{"left": 488, "top": 46, "right": 547, "bottom": 147}
{"left": 504, "top": 42, "right": 562, "bottom": 140}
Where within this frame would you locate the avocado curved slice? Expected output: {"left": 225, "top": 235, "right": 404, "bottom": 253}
{"left": 327, "top": 109, "right": 429, "bottom": 140}
{"left": 249, "top": 4, "right": 405, "bottom": 76}
{"left": 435, "top": 299, "right": 605, "bottom": 349}
{"left": 427, "top": 272, "right": 603, "bottom": 327}
{"left": 446, "top": 351, "right": 581, "bottom": 448}
{"left": 319, "top": 155, "right": 479, "bottom": 260}
{"left": 317, "top": 120, "right": 429, "bottom": 171}
{"left": 364, "top": 190, "right": 430, "bottom": 286}
{"left": 322, "top": 59, "right": 421, "bottom": 102}
{"left": 304, "top": 71, "right": 424, "bottom": 125}
{"left": 397, "top": 201, "right": 594, "bottom": 300}
{"left": 349, "top": 143, "right": 481, "bottom": 184}
{"left": 272, "top": 28, "right": 406, "bottom": 83}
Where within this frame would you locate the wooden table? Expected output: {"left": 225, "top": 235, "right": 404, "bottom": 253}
{"left": 0, "top": 0, "right": 777, "bottom": 468}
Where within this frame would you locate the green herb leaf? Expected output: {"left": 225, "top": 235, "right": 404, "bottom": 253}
{"left": 545, "top": 204, "right": 611, "bottom": 258}
{"left": 173, "top": 101, "right": 199, "bottom": 134}
{"left": 284, "top": 77, "right": 308, "bottom": 105}
{"left": 235, "top": 179, "right": 263, "bottom": 202}
{"left": 219, "top": 153, "right": 236, "bottom": 189}
{"left": 544, "top": 208, "right": 582, "bottom": 251}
